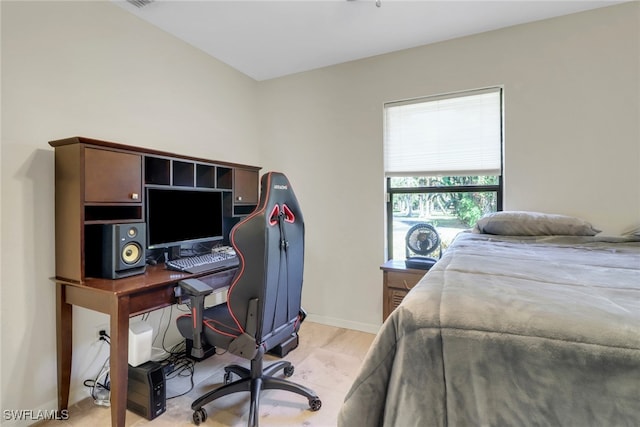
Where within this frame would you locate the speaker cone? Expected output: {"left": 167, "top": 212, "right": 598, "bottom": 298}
{"left": 127, "top": 226, "right": 138, "bottom": 238}
{"left": 122, "top": 242, "right": 142, "bottom": 265}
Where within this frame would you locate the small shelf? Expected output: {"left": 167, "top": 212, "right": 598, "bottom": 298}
{"left": 196, "top": 164, "right": 216, "bottom": 188}
{"left": 173, "top": 161, "right": 194, "bottom": 187}
{"left": 145, "top": 157, "right": 170, "bottom": 185}
{"left": 217, "top": 167, "right": 233, "bottom": 190}
{"left": 85, "top": 205, "right": 142, "bottom": 222}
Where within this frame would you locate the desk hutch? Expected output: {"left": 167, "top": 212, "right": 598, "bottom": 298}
{"left": 49, "top": 136, "right": 260, "bottom": 427}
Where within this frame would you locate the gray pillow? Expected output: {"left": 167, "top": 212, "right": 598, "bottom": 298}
{"left": 623, "top": 225, "right": 640, "bottom": 237}
{"left": 473, "top": 211, "right": 601, "bottom": 236}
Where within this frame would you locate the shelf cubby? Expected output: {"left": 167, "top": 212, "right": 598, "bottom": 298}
{"left": 173, "top": 161, "right": 194, "bottom": 187}
{"left": 217, "top": 167, "right": 233, "bottom": 190}
{"left": 85, "top": 205, "right": 142, "bottom": 222}
{"left": 145, "top": 156, "right": 171, "bottom": 185}
{"left": 196, "top": 164, "right": 216, "bottom": 188}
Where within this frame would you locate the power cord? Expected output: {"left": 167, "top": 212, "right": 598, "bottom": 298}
{"left": 98, "top": 330, "right": 110, "bottom": 344}
{"left": 143, "top": 306, "right": 197, "bottom": 399}
{"left": 157, "top": 340, "right": 196, "bottom": 399}
{"left": 84, "top": 334, "right": 111, "bottom": 406}
{"left": 87, "top": 310, "right": 206, "bottom": 402}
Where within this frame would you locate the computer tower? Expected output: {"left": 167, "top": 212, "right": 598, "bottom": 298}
{"left": 127, "top": 361, "right": 166, "bottom": 420}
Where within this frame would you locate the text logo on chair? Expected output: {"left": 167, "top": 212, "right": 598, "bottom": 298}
{"left": 274, "top": 184, "right": 288, "bottom": 190}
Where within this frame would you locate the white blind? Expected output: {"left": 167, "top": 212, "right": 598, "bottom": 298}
{"left": 384, "top": 87, "right": 502, "bottom": 176}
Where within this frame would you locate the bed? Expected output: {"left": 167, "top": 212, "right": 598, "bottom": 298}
{"left": 338, "top": 212, "right": 640, "bottom": 426}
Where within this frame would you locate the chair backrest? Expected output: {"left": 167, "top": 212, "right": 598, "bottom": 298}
{"left": 227, "top": 172, "right": 304, "bottom": 347}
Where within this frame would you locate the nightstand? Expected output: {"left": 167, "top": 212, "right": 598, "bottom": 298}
{"left": 381, "top": 259, "right": 429, "bottom": 321}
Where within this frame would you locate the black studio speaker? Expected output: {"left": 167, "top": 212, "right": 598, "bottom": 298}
{"left": 99, "top": 223, "right": 146, "bottom": 279}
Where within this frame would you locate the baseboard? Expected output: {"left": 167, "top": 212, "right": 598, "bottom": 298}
{"left": 305, "top": 314, "right": 380, "bottom": 335}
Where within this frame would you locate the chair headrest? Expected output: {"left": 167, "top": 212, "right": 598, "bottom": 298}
{"left": 256, "top": 172, "right": 303, "bottom": 226}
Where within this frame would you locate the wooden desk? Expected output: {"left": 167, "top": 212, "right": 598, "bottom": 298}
{"left": 49, "top": 137, "right": 259, "bottom": 426}
{"left": 55, "top": 264, "right": 237, "bottom": 427}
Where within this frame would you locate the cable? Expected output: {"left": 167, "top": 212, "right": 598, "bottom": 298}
{"left": 159, "top": 306, "right": 174, "bottom": 354}
{"left": 151, "top": 307, "right": 165, "bottom": 345}
{"left": 155, "top": 340, "right": 197, "bottom": 399}
{"left": 84, "top": 348, "right": 111, "bottom": 406}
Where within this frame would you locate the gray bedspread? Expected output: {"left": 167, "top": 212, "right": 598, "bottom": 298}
{"left": 338, "top": 233, "right": 640, "bottom": 427}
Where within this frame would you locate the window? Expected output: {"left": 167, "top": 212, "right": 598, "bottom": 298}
{"left": 384, "top": 87, "right": 503, "bottom": 260}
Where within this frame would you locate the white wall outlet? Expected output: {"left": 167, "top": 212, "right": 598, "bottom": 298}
{"left": 95, "top": 323, "right": 109, "bottom": 340}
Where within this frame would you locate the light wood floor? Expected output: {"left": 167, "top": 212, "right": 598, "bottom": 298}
{"left": 40, "top": 322, "right": 375, "bottom": 427}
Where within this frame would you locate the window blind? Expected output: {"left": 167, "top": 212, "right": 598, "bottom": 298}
{"left": 384, "top": 87, "right": 502, "bottom": 177}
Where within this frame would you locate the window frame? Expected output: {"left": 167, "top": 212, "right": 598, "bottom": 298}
{"left": 384, "top": 87, "right": 504, "bottom": 260}
{"left": 385, "top": 177, "right": 503, "bottom": 259}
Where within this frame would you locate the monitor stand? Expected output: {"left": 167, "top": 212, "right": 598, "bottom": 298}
{"left": 165, "top": 246, "right": 181, "bottom": 261}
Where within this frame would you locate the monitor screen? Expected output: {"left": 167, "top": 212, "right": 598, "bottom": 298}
{"left": 146, "top": 187, "right": 224, "bottom": 250}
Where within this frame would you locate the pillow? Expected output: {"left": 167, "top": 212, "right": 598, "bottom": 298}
{"left": 473, "top": 211, "right": 601, "bottom": 236}
{"left": 623, "top": 224, "right": 640, "bottom": 237}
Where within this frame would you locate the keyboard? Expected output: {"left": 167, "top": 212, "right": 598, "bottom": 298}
{"left": 165, "top": 252, "right": 239, "bottom": 274}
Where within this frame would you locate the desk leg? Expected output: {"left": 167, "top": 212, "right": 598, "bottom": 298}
{"left": 109, "top": 296, "right": 130, "bottom": 427}
{"left": 56, "top": 284, "right": 72, "bottom": 412}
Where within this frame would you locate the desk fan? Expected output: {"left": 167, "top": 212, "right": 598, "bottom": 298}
{"left": 405, "top": 223, "right": 440, "bottom": 270}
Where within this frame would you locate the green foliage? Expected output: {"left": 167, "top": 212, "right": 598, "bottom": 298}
{"left": 390, "top": 175, "right": 498, "bottom": 227}
{"left": 454, "top": 195, "right": 483, "bottom": 227}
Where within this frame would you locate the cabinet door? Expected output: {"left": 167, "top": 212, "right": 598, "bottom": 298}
{"left": 84, "top": 148, "right": 142, "bottom": 203}
{"left": 382, "top": 268, "right": 426, "bottom": 321}
{"left": 386, "top": 288, "right": 408, "bottom": 318}
{"left": 234, "top": 168, "right": 258, "bottom": 205}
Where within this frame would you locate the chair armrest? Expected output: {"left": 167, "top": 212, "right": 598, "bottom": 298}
{"left": 177, "top": 278, "right": 214, "bottom": 297}
{"left": 177, "top": 279, "right": 213, "bottom": 359}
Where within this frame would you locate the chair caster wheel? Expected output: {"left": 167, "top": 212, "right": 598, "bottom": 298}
{"left": 309, "top": 397, "right": 322, "bottom": 411}
{"left": 283, "top": 365, "right": 294, "bottom": 377}
{"left": 193, "top": 407, "right": 207, "bottom": 425}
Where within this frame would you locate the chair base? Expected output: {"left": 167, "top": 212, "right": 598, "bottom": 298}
{"left": 190, "top": 353, "right": 321, "bottom": 427}
{"left": 267, "top": 333, "right": 299, "bottom": 358}
{"left": 185, "top": 339, "right": 217, "bottom": 362}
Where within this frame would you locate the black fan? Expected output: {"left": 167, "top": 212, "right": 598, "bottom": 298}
{"left": 405, "top": 223, "right": 440, "bottom": 270}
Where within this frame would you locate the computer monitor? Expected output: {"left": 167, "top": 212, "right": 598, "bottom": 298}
{"left": 145, "top": 187, "right": 224, "bottom": 251}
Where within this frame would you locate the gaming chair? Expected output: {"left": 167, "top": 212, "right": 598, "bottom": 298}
{"left": 176, "top": 172, "right": 321, "bottom": 426}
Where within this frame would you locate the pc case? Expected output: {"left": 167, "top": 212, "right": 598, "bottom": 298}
{"left": 127, "top": 361, "right": 166, "bottom": 420}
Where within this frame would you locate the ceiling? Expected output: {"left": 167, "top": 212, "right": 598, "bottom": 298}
{"left": 113, "top": 0, "right": 626, "bottom": 81}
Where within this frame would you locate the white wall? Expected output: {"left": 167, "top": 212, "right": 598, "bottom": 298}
{"left": 1, "top": 0, "right": 639, "bottom": 422}
{"left": 1, "top": 1, "right": 260, "bottom": 422}
{"left": 257, "top": 2, "right": 639, "bottom": 331}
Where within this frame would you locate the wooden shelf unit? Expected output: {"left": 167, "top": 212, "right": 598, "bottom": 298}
{"left": 49, "top": 136, "right": 260, "bottom": 427}
{"left": 49, "top": 136, "right": 260, "bottom": 283}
